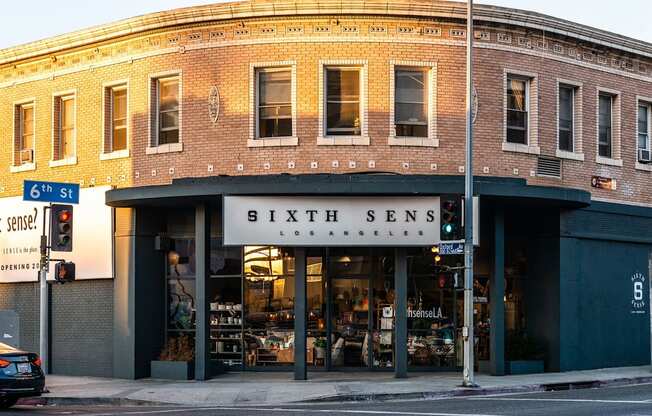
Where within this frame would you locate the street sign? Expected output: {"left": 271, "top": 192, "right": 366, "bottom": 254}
{"left": 440, "top": 242, "right": 464, "bottom": 255}
{"left": 23, "top": 180, "right": 79, "bottom": 204}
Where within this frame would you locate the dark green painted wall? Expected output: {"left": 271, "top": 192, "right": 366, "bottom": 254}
{"left": 559, "top": 205, "right": 652, "bottom": 371}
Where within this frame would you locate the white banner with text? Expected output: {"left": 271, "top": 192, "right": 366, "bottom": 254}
{"left": 0, "top": 186, "right": 112, "bottom": 283}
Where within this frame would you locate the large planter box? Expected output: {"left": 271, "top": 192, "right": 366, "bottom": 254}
{"left": 506, "top": 360, "right": 544, "bottom": 375}
{"left": 150, "top": 360, "right": 194, "bottom": 380}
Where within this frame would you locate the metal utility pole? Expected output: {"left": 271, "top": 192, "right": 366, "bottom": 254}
{"left": 39, "top": 205, "right": 50, "bottom": 375}
{"left": 462, "top": 0, "right": 476, "bottom": 388}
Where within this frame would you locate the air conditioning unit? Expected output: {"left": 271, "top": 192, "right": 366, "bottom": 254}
{"left": 639, "top": 148, "right": 652, "bottom": 164}
{"left": 19, "top": 149, "right": 33, "bottom": 164}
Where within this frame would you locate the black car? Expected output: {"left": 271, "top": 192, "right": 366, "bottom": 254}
{"left": 0, "top": 342, "right": 45, "bottom": 409}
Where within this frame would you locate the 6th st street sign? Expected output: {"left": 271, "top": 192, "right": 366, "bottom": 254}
{"left": 23, "top": 180, "right": 79, "bottom": 204}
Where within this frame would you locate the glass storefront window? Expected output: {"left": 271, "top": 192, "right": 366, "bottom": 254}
{"left": 243, "top": 246, "right": 296, "bottom": 367}
{"left": 307, "top": 255, "right": 326, "bottom": 367}
{"left": 407, "top": 248, "right": 460, "bottom": 368}
{"left": 372, "top": 251, "right": 394, "bottom": 368}
{"left": 167, "top": 239, "right": 196, "bottom": 331}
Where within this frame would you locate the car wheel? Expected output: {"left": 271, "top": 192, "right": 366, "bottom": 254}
{"left": 0, "top": 397, "right": 19, "bottom": 409}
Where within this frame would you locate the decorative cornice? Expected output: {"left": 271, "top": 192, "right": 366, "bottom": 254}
{"left": 1, "top": 0, "right": 651, "bottom": 67}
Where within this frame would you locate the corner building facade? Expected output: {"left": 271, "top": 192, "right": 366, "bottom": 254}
{"left": 0, "top": 0, "right": 651, "bottom": 379}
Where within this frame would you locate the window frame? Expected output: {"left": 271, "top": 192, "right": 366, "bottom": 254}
{"left": 147, "top": 71, "right": 183, "bottom": 155}
{"left": 505, "top": 76, "right": 529, "bottom": 145}
{"left": 556, "top": 79, "right": 584, "bottom": 161}
{"left": 101, "top": 80, "right": 130, "bottom": 160}
{"left": 50, "top": 89, "right": 78, "bottom": 168}
{"left": 317, "top": 60, "right": 369, "bottom": 146}
{"left": 636, "top": 96, "right": 652, "bottom": 171}
{"left": 248, "top": 61, "right": 297, "bottom": 147}
{"left": 388, "top": 60, "right": 438, "bottom": 147}
{"left": 10, "top": 98, "right": 36, "bottom": 173}
{"left": 595, "top": 87, "right": 622, "bottom": 167}
{"left": 502, "top": 69, "right": 540, "bottom": 155}
{"left": 558, "top": 85, "right": 574, "bottom": 152}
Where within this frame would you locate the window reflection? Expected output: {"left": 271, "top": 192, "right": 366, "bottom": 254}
{"left": 244, "top": 246, "right": 296, "bottom": 367}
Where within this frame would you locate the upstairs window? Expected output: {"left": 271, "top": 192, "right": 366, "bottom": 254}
{"left": 638, "top": 102, "right": 650, "bottom": 152}
{"left": 394, "top": 68, "right": 427, "bottom": 137}
{"left": 598, "top": 93, "right": 613, "bottom": 158}
{"left": 257, "top": 69, "right": 292, "bottom": 138}
{"left": 152, "top": 76, "right": 179, "bottom": 146}
{"left": 14, "top": 102, "right": 34, "bottom": 166}
{"left": 325, "top": 67, "right": 361, "bottom": 136}
{"left": 558, "top": 85, "right": 574, "bottom": 152}
{"left": 506, "top": 76, "right": 528, "bottom": 144}
{"left": 53, "top": 94, "right": 75, "bottom": 161}
{"left": 104, "top": 84, "right": 127, "bottom": 154}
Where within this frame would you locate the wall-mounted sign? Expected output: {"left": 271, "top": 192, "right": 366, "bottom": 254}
{"left": 208, "top": 86, "right": 220, "bottom": 124}
{"left": 631, "top": 272, "right": 647, "bottom": 314}
{"left": 224, "top": 196, "right": 441, "bottom": 246}
{"left": 0, "top": 187, "right": 112, "bottom": 283}
{"left": 591, "top": 176, "right": 617, "bottom": 190}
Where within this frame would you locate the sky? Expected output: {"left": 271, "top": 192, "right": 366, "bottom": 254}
{"left": 0, "top": 0, "right": 651, "bottom": 50}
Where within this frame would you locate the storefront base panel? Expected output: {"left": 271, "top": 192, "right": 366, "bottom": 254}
{"left": 51, "top": 279, "right": 114, "bottom": 377}
{"left": 0, "top": 282, "right": 39, "bottom": 354}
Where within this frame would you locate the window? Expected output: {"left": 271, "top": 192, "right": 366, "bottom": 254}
{"left": 394, "top": 69, "right": 427, "bottom": 137}
{"left": 52, "top": 94, "right": 75, "bottom": 162}
{"left": 598, "top": 93, "right": 613, "bottom": 158}
{"left": 558, "top": 85, "right": 574, "bottom": 152}
{"left": 14, "top": 103, "right": 34, "bottom": 166}
{"left": 638, "top": 102, "right": 650, "bottom": 152}
{"left": 506, "top": 77, "right": 528, "bottom": 144}
{"left": 257, "top": 69, "right": 292, "bottom": 138}
{"left": 158, "top": 78, "right": 179, "bottom": 145}
{"left": 104, "top": 85, "right": 127, "bottom": 154}
{"left": 326, "top": 67, "right": 361, "bottom": 136}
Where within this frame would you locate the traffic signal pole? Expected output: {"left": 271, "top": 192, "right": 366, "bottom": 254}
{"left": 462, "top": 0, "right": 477, "bottom": 388}
{"left": 39, "top": 205, "right": 51, "bottom": 375}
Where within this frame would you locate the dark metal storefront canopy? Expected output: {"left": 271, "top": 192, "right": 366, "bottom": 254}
{"left": 105, "top": 174, "right": 591, "bottom": 208}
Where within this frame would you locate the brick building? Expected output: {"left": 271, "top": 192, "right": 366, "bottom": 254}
{"left": 0, "top": 0, "right": 650, "bottom": 379}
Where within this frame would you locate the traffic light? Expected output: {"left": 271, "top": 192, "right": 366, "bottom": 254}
{"left": 55, "top": 261, "right": 75, "bottom": 283}
{"left": 50, "top": 204, "right": 73, "bottom": 252}
{"left": 440, "top": 195, "right": 462, "bottom": 241}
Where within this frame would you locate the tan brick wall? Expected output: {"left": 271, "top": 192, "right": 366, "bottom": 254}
{"left": 0, "top": 15, "right": 650, "bottom": 205}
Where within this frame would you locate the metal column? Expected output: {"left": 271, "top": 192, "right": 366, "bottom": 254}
{"left": 195, "top": 203, "right": 210, "bottom": 380}
{"left": 294, "top": 248, "right": 307, "bottom": 380}
{"left": 490, "top": 207, "right": 505, "bottom": 375}
{"left": 394, "top": 247, "right": 407, "bottom": 378}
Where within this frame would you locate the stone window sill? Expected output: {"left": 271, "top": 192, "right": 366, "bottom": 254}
{"left": 388, "top": 137, "right": 439, "bottom": 147}
{"left": 100, "top": 149, "right": 130, "bottom": 160}
{"left": 10, "top": 162, "right": 36, "bottom": 173}
{"left": 247, "top": 137, "right": 298, "bottom": 147}
{"left": 595, "top": 155, "right": 623, "bottom": 167}
{"left": 502, "top": 142, "right": 541, "bottom": 155}
{"left": 317, "top": 136, "right": 370, "bottom": 146}
{"left": 635, "top": 162, "right": 652, "bottom": 172}
{"left": 49, "top": 157, "right": 77, "bottom": 168}
{"left": 146, "top": 142, "right": 183, "bottom": 155}
{"left": 555, "top": 150, "right": 585, "bottom": 161}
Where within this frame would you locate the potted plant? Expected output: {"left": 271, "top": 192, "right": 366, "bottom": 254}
{"left": 151, "top": 334, "right": 195, "bottom": 380}
{"left": 313, "top": 337, "right": 327, "bottom": 360}
{"left": 505, "top": 331, "right": 545, "bottom": 375}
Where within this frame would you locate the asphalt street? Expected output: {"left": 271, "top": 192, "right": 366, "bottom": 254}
{"left": 7, "top": 383, "right": 652, "bottom": 415}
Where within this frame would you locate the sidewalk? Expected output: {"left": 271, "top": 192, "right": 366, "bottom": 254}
{"left": 36, "top": 365, "right": 652, "bottom": 407}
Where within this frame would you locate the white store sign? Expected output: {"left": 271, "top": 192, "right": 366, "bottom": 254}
{"left": 224, "top": 196, "right": 441, "bottom": 246}
{"left": 0, "top": 186, "right": 113, "bottom": 283}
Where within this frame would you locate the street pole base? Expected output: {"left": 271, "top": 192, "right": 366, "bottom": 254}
{"left": 460, "top": 381, "right": 480, "bottom": 388}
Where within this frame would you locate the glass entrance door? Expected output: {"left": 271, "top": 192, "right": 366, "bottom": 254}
{"left": 330, "top": 277, "right": 370, "bottom": 367}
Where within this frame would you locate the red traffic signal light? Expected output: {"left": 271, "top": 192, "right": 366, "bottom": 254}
{"left": 50, "top": 204, "right": 73, "bottom": 252}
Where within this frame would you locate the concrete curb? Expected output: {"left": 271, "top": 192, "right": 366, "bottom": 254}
{"left": 299, "top": 376, "right": 652, "bottom": 404}
{"left": 19, "top": 396, "right": 169, "bottom": 407}
{"left": 17, "top": 375, "right": 652, "bottom": 408}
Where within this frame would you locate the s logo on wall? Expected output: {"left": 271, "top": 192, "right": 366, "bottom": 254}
{"left": 0, "top": 186, "right": 113, "bottom": 283}
{"left": 631, "top": 272, "right": 647, "bottom": 314}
